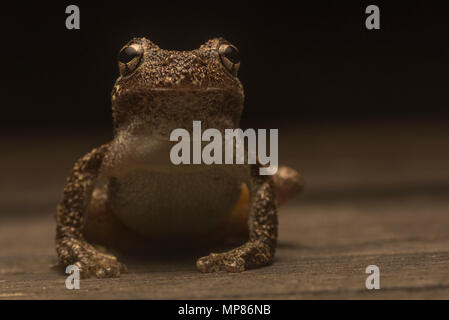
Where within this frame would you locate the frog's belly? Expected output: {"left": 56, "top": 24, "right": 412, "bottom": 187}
{"left": 107, "top": 166, "right": 247, "bottom": 239}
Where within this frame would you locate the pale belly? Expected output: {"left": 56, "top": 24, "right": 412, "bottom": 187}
{"left": 105, "top": 164, "right": 248, "bottom": 239}
{"left": 96, "top": 134, "right": 251, "bottom": 240}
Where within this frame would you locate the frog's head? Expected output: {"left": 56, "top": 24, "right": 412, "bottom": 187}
{"left": 111, "top": 37, "right": 244, "bottom": 137}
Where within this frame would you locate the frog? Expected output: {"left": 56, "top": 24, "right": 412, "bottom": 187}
{"left": 55, "top": 37, "right": 303, "bottom": 278}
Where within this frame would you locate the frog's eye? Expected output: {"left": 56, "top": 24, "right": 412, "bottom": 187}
{"left": 118, "top": 43, "right": 144, "bottom": 77}
{"left": 218, "top": 43, "right": 240, "bottom": 76}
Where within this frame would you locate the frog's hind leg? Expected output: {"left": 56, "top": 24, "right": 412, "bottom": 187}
{"left": 197, "top": 163, "right": 278, "bottom": 272}
{"left": 217, "top": 165, "right": 303, "bottom": 240}
{"left": 84, "top": 180, "right": 143, "bottom": 251}
{"left": 273, "top": 165, "right": 303, "bottom": 205}
{"left": 197, "top": 164, "right": 304, "bottom": 272}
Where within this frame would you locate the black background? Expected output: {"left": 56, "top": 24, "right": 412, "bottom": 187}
{"left": 1, "top": 1, "right": 448, "bottom": 130}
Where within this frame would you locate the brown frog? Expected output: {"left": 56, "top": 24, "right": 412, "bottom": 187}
{"left": 56, "top": 37, "right": 302, "bottom": 278}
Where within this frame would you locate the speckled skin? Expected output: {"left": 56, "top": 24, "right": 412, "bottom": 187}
{"left": 56, "top": 37, "right": 302, "bottom": 278}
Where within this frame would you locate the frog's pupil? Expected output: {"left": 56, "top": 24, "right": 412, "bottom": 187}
{"left": 119, "top": 47, "right": 138, "bottom": 64}
{"left": 224, "top": 46, "right": 240, "bottom": 64}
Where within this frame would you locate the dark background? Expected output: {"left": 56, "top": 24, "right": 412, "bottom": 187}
{"left": 1, "top": 0, "right": 448, "bottom": 130}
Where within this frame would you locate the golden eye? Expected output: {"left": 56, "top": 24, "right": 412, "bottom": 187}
{"left": 218, "top": 43, "right": 240, "bottom": 76}
{"left": 118, "top": 43, "right": 143, "bottom": 77}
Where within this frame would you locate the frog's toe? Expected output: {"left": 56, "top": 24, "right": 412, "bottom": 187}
{"left": 60, "top": 241, "right": 127, "bottom": 278}
{"left": 88, "top": 253, "right": 127, "bottom": 278}
{"left": 196, "top": 253, "right": 223, "bottom": 273}
{"left": 196, "top": 252, "right": 246, "bottom": 273}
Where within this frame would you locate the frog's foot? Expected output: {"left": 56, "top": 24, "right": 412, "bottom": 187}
{"left": 197, "top": 252, "right": 245, "bottom": 273}
{"left": 196, "top": 241, "right": 274, "bottom": 273}
{"left": 57, "top": 237, "right": 127, "bottom": 278}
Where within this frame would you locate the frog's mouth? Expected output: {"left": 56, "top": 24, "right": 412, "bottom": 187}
{"left": 112, "top": 86, "right": 244, "bottom": 136}
{"left": 145, "top": 86, "right": 243, "bottom": 100}
{"left": 148, "top": 87, "right": 233, "bottom": 92}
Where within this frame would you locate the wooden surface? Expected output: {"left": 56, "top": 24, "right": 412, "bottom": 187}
{"left": 1, "top": 120, "right": 448, "bottom": 299}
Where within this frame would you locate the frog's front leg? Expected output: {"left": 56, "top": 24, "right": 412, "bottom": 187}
{"left": 56, "top": 144, "right": 127, "bottom": 278}
{"left": 196, "top": 164, "right": 277, "bottom": 273}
